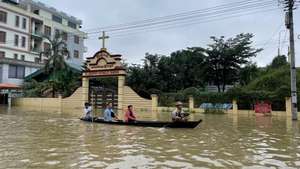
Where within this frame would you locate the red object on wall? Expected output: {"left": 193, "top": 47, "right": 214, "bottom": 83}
{"left": 254, "top": 102, "right": 272, "bottom": 113}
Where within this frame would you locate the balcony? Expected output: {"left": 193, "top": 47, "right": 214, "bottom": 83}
{"left": 31, "top": 47, "right": 42, "bottom": 54}
{"left": 31, "top": 18, "right": 44, "bottom": 39}
{"left": 31, "top": 31, "right": 44, "bottom": 39}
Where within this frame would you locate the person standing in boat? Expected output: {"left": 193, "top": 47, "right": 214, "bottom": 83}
{"left": 83, "top": 102, "right": 92, "bottom": 120}
{"left": 171, "top": 101, "right": 188, "bottom": 122}
{"left": 103, "top": 102, "right": 118, "bottom": 121}
{"left": 124, "top": 105, "right": 136, "bottom": 123}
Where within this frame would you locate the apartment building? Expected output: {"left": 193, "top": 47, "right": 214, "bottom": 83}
{"left": 0, "top": 0, "right": 86, "bottom": 86}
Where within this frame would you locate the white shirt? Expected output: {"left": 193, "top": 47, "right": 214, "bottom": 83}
{"left": 83, "top": 106, "right": 92, "bottom": 118}
{"left": 171, "top": 108, "right": 185, "bottom": 119}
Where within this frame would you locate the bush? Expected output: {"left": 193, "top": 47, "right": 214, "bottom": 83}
{"left": 158, "top": 86, "right": 288, "bottom": 111}
{"left": 194, "top": 92, "right": 231, "bottom": 107}
{"left": 148, "top": 88, "right": 161, "bottom": 95}
{"left": 183, "top": 87, "right": 199, "bottom": 97}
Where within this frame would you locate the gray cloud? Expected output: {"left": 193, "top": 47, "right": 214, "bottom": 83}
{"left": 40, "top": 0, "right": 300, "bottom": 66}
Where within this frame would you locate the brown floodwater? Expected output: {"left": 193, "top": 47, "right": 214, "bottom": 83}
{"left": 0, "top": 107, "right": 300, "bottom": 169}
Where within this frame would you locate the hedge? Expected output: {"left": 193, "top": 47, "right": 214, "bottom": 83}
{"left": 158, "top": 87, "right": 288, "bottom": 111}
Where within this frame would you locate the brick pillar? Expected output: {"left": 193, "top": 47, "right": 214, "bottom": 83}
{"left": 151, "top": 94, "right": 158, "bottom": 111}
{"left": 286, "top": 97, "right": 292, "bottom": 117}
{"left": 118, "top": 76, "right": 125, "bottom": 114}
{"left": 189, "top": 96, "right": 194, "bottom": 111}
{"left": 82, "top": 77, "right": 89, "bottom": 106}
{"left": 232, "top": 100, "right": 238, "bottom": 114}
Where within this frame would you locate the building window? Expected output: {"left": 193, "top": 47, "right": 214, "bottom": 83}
{"left": 15, "top": 16, "right": 20, "bottom": 27}
{"left": 0, "top": 51, "right": 5, "bottom": 58}
{"left": 74, "top": 50, "right": 79, "bottom": 58}
{"left": 9, "top": 65, "right": 25, "bottom": 79}
{"left": 52, "top": 15, "right": 62, "bottom": 23}
{"left": 22, "top": 18, "right": 27, "bottom": 29}
{"left": 0, "top": 31, "right": 6, "bottom": 43}
{"left": 74, "top": 35, "right": 79, "bottom": 44}
{"left": 21, "top": 55, "right": 25, "bottom": 61}
{"left": 44, "top": 42, "right": 50, "bottom": 51}
{"left": 33, "top": 9, "right": 39, "bottom": 15}
{"left": 14, "top": 54, "right": 18, "bottom": 59}
{"left": 44, "top": 25, "right": 51, "bottom": 37}
{"left": 62, "top": 32, "right": 68, "bottom": 41}
{"left": 14, "top": 35, "right": 19, "bottom": 46}
{"left": 68, "top": 21, "right": 76, "bottom": 29}
{"left": 21, "top": 36, "right": 26, "bottom": 48}
{"left": 0, "top": 11, "right": 7, "bottom": 23}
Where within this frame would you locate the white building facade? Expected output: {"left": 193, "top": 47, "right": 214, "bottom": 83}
{"left": 0, "top": 0, "right": 86, "bottom": 86}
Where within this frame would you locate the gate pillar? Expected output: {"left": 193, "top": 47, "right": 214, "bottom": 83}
{"left": 118, "top": 75, "right": 125, "bottom": 113}
{"left": 82, "top": 77, "right": 89, "bottom": 105}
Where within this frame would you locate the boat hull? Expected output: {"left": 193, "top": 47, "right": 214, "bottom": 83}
{"left": 80, "top": 118, "right": 202, "bottom": 128}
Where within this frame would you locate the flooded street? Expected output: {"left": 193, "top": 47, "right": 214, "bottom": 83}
{"left": 0, "top": 107, "right": 300, "bottom": 169}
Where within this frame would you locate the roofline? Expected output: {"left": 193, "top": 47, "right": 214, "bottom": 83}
{"left": 25, "top": 63, "right": 82, "bottom": 80}
{"left": 20, "top": 0, "right": 82, "bottom": 25}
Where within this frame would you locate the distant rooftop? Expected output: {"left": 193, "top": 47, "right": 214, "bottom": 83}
{"left": 18, "top": 0, "right": 82, "bottom": 25}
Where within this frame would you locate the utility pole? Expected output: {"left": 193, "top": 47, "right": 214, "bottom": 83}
{"left": 283, "top": 0, "right": 297, "bottom": 120}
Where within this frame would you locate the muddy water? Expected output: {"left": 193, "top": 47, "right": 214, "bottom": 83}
{"left": 0, "top": 107, "right": 299, "bottom": 169}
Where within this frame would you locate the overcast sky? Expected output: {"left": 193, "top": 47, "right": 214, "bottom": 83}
{"left": 39, "top": 0, "right": 300, "bottom": 67}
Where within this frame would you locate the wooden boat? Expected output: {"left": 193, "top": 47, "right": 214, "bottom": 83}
{"left": 80, "top": 118, "right": 202, "bottom": 128}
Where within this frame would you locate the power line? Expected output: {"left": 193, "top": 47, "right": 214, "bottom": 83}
{"left": 280, "top": 29, "right": 288, "bottom": 52}
{"left": 87, "top": 0, "right": 277, "bottom": 36}
{"left": 260, "top": 24, "right": 284, "bottom": 50}
{"left": 83, "top": 0, "right": 275, "bottom": 33}
{"left": 55, "top": 0, "right": 279, "bottom": 40}
{"left": 87, "top": 7, "right": 279, "bottom": 39}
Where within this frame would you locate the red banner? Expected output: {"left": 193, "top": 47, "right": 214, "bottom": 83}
{"left": 254, "top": 102, "right": 272, "bottom": 113}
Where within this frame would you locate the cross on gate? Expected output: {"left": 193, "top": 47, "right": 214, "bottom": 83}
{"left": 99, "top": 31, "right": 109, "bottom": 49}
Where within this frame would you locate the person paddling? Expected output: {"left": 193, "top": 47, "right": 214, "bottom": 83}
{"left": 171, "top": 101, "right": 189, "bottom": 122}
{"left": 83, "top": 102, "right": 92, "bottom": 120}
{"left": 124, "top": 105, "right": 136, "bottom": 123}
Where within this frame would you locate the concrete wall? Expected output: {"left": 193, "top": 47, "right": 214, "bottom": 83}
{"left": 12, "top": 87, "right": 84, "bottom": 116}
{"left": 122, "top": 86, "right": 152, "bottom": 112}
{"left": 12, "top": 87, "right": 300, "bottom": 119}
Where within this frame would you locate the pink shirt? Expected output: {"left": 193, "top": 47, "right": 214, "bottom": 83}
{"left": 124, "top": 110, "right": 136, "bottom": 122}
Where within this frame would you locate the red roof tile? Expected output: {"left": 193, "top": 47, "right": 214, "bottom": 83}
{"left": 0, "top": 83, "right": 21, "bottom": 89}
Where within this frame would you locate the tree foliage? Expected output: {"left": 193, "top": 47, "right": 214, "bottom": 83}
{"left": 126, "top": 33, "right": 262, "bottom": 94}
{"left": 126, "top": 48, "right": 207, "bottom": 93}
{"left": 203, "top": 33, "right": 262, "bottom": 92}
{"left": 24, "top": 34, "right": 80, "bottom": 98}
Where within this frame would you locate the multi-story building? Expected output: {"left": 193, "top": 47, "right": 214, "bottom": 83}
{"left": 0, "top": 0, "right": 86, "bottom": 87}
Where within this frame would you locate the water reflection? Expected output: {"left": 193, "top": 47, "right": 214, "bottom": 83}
{"left": 0, "top": 108, "right": 299, "bottom": 168}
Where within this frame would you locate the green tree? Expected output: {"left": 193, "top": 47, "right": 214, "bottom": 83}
{"left": 204, "top": 33, "right": 262, "bottom": 92}
{"left": 268, "top": 55, "right": 288, "bottom": 69}
{"left": 168, "top": 47, "right": 207, "bottom": 91}
{"left": 39, "top": 34, "right": 70, "bottom": 73}
{"left": 24, "top": 34, "right": 80, "bottom": 98}
{"left": 239, "top": 63, "right": 259, "bottom": 86}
